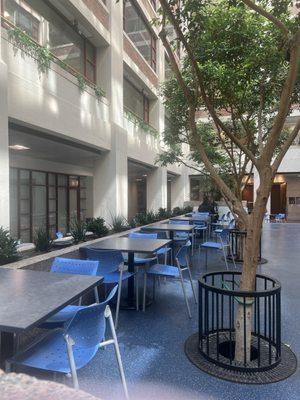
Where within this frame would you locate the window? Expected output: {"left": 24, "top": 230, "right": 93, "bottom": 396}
{"left": 124, "top": 78, "right": 150, "bottom": 122}
{"left": 123, "top": 0, "right": 157, "bottom": 70}
{"left": 9, "top": 168, "right": 88, "bottom": 241}
{"left": 2, "top": 0, "right": 96, "bottom": 82}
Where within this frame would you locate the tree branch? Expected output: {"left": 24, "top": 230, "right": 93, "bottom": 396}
{"left": 158, "top": 0, "right": 259, "bottom": 168}
{"left": 241, "top": 0, "right": 290, "bottom": 39}
{"left": 261, "top": 29, "right": 300, "bottom": 165}
{"left": 272, "top": 118, "right": 300, "bottom": 171}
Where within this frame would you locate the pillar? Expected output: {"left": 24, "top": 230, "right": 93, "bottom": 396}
{"left": 147, "top": 167, "right": 167, "bottom": 211}
{"left": 0, "top": 23, "right": 10, "bottom": 229}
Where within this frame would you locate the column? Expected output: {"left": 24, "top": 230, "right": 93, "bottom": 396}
{"left": 0, "top": 23, "right": 10, "bottom": 228}
{"left": 171, "top": 169, "right": 190, "bottom": 209}
{"left": 147, "top": 167, "right": 167, "bottom": 211}
{"left": 93, "top": 0, "right": 128, "bottom": 223}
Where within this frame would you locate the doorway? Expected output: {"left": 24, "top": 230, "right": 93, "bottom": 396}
{"left": 271, "top": 183, "right": 287, "bottom": 214}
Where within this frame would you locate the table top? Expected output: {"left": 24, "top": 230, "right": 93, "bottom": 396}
{"left": 0, "top": 269, "right": 102, "bottom": 333}
{"left": 143, "top": 223, "right": 195, "bottom": 232}
{"left": 170, "top": 217, "right": 207, "bottom": 222}
{"left": 89, "top": 237, "right": 171, "bottom": 253}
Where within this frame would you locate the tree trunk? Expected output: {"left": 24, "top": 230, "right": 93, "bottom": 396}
{"left": 234, "top": 191, "right": 268, "bottom": 363}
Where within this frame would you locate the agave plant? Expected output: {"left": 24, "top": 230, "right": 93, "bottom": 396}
{"left": 0, "top": 227, "right": 19, "bottom": 265}
{"left": 70, "top": 218, "right": 86, "bottom": 244}
{"left": 86, "top": 217, "right": 109, "bottom": 238}
{"left": 109, "top": 214, "right": 129, "bottom": 233}
{"left": 33, "top": 227, "right": 52, "bottom": 252}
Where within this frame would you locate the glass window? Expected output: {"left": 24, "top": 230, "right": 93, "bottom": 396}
{"left": 124, "top": 78, "right": 150, "bottom": 122}
{"left": 32, "top": 186, "right": 46, "bottom": 232}
{"left": 3, "top": 0, "right": 40, "bottom": 41}
{"left": 123, "top": 0, "right": 156, "bottom": 70}
{"left": 9, "top": 168, "right": 89, "bottom": 241}
{"left": 2, "top": 0, "right": 96, "bottom": 82}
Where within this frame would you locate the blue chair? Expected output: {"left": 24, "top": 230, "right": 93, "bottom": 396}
{"left": 82, "top": 248, "right": 134, "bottom": 329}
{"left": 50, "top": 257, "right": 99, "bottom": 305}
{"left": 169, "top": 220, "right": 195, "bottom": 254}
{"left": 200, "top": 229, "right": 236, "bottom": 270}
{"left": 275, "top": 213, "right": 286, "bottom": 222}
{"left": 214, "top": 218, "right": 235, "bottom": 236}
{"left": 6, "top": 286, "right": 129, "bottom": 399}
{"left": 142, "top": 242, "right": 196, "bottom": 318}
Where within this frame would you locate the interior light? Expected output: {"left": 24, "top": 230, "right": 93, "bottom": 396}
{"left": 136, "top": 178, "right": 142, "bottom": 182}
{"left": 9, "top": 144, "right": 30, "bottom": 151}
{"left": 142, "top": 174, "right": 147, "bottom": 177}
{"left": 4, "top": 11, "right": 10, "bottom": 18}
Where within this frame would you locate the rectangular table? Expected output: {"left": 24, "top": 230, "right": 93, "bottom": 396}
{"left": 143, "top": 223, "right": 195, "bottom": 254}
{"left": 0, "top": 268, "right": 102, "bottom": 363}
{"left": 90, "top": 237, "right": 171, "bottom": 308}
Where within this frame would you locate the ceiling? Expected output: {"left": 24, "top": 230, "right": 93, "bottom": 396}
{"left": 128, "top": 160, "right": 154, "bottom": 181}
{"left": 9, "top": 125, "right": 102, "bottom": 168}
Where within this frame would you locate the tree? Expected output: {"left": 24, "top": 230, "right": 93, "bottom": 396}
{"left": 157, "top": 0, "right": 300, "bottom": 362}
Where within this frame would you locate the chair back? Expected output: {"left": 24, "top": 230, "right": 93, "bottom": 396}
{"left": 51, "top": 257, "right": 98, "bottom": 276}
{"left": 128, "top": 232, "right": 157, "bottom": 239}
{"left": 228, "top": 219, "right": 235, "bottom": 229}
{"left": 220, "top": 214, "right": 226, "bottom": 221}
{"left": 84, "top": 248, "right": 124, "bottom": 275}
{"left": 56, "top": 232, "right": 64, "bottom": 239}
{"left": 66, "top": 286, "right": 118, "bottom": 348}
{"left": 175, "top": 241, "right": 191, "bottom": 267}
{"left": 219, "top": 229, "right": 230, "bottom": 246}
{"left": 169, "top": 220, "right": 187, "bottom": 225}
{"left": 156, "top": 231, "right": 168, "bottom": 239}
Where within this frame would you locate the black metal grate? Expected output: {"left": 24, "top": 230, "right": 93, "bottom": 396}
{"left": 198, "top": 271, "right": 281, "bottom": 372}
{"left": 185, "top": 333, "right": 297, "bottom": 384}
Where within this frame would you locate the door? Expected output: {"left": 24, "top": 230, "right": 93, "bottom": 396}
{"left": 271, "top": 183, "right": 287, "bottom": 214}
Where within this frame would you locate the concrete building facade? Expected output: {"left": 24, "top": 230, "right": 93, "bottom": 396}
{"left": 0, "top": 0, "right": 299, "bottom": 244}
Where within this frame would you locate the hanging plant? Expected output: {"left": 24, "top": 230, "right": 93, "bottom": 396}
{"left": 7, "top": 25, "right": 105, "bottom": 100}
{"left": 77, "top": 74, "right": 87, "bottom": 92}
{"left": 124, "top": 109, "right": 158, "bottom": 137}
{"left": 8, "top": 26, "right": 53, "bottom": 74}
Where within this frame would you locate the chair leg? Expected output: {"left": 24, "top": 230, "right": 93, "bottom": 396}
{"left": 135, "top": 268, "right": 139, "bottom": 311}
{"left": 143, "top": 273, "right": 147, "bottom": 312}
{"left": 153, "top": 276, "right": 156, "bottom": 300}
{"left": 223, "top": 248, "right": 229, "bottom": 270}
{"left": 179, "top": 270, "right": 192, "bottom": 318}
{"left": 5, "top": 361, "right": 11, "bottom": 373}
{"left": 65, "top": 335, "right": 79, "bottom": 390}
{"left": 94, "top": 287, "right": 100, "bottom": 303}
{"left": 186, "top": 264, "right": 197, "bottom": 304}
{"left": 229, "top": 245, "right": 237, "bottom": 269}
{"left": 78, "top": 296, "right": 82, "bottom": 306}
{"left": 115, "top": 270, "right": 123, "bottom": 330}
{"left": 106, "top": 306, "right": 129, "bottom": 400}
{"left": 205, "top": 249, "right": 208, "bottom": 270}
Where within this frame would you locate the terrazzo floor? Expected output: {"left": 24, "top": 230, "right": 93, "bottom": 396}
{"left": 22, "top": 223, "right": 300, "bottom": 399}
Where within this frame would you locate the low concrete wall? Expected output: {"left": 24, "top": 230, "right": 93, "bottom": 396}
{"left": 4, "top": 218, "right": 172, "bottom": 272}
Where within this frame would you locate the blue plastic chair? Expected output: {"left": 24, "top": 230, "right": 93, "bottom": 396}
{"left": 169, "top": 219, "right": 195, "bottom": 254}
{"left": 275, "top": 213, "right": 286, "bottom": 222}
{"left": 200, "top": 229, "right": 236, "bottom": 270}
{"left": 50, "top": 257, "right": 99, "bottom": 307}
{"left": 6, "top": 286, "right": 129, "bottom": 399}
{"left": 142, "top": 242, "right": 196, "bottom": 318}
{"left": 126, "top": 232, "right": 158, "bottom": 263}
{"left": 82, "top": 248, "right": 134, "bottom": 329}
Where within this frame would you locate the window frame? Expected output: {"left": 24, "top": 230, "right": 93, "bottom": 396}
{"left": 1, "top": 0, "right": 97, "bottom": 83}
{"left": 10, "top": 167, "right": 88, "bottom": 241}
{"left": 123, "top": 0, "right": 157, "bottom": 71}
{"left": 124, "top": 77, "right": 150, "bottom": 123}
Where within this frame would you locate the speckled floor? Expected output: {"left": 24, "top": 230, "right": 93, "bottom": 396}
{"left": 71, "top": 223, "right": 299, "bottom": 400}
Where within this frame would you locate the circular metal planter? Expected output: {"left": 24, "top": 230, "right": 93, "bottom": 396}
{"left": 185, "top": 271, "right": 297, "bottom": 383}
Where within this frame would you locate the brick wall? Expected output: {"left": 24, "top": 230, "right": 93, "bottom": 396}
{"left": 82, "top": 0, "right": 109, "bottom": 30}
{"left": 124, "top": 34, "right": 159, "bottom": 87}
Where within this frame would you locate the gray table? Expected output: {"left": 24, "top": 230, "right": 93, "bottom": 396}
{"left": 89, "top": 237, "right": 171, "bottom": 307}
{"left": 0, "top": 268, "right": 102, "bottom": 363}
{"left": 143, "top": 223, "right": 195, "bottom": 255}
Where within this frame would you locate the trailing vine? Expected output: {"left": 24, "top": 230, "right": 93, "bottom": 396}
{"left": 124, "top": 109, "right": 158, "bottom": 137}
{"left": 7, "top": 25, "right": 105, "bottom": 100}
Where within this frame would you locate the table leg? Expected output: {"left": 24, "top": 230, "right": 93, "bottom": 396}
{"left": 170, "top": 231, "right": 174, "bottom": 263}
{"left": 0, "top": 331, "right": 15, "bottom": 368}
{"left": 127, "top": 251, "right": 135, "bottom": 304}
